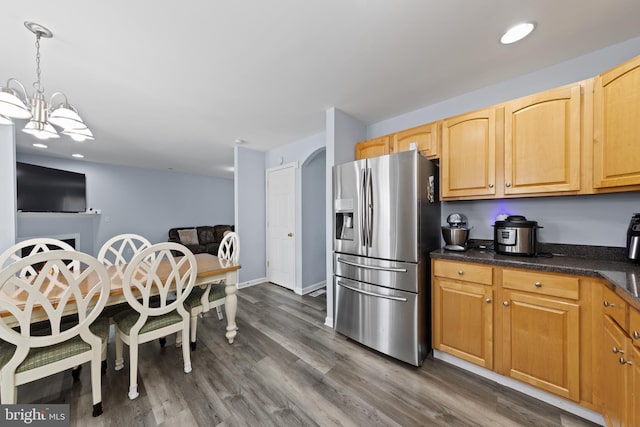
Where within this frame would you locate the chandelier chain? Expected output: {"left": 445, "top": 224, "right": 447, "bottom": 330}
{"left": 34, "top": 33, "right": 43, "bottom": 93}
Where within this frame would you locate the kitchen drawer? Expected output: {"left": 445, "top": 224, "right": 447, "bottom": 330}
{"left": 602, "top": 285, "right": 628, "bottom": 331}
{"left": 631, "top": 305, "right": 640, "bottom": 347}
{"left": 433, "top": 260, "right": 493, "bottom": 285}
{"left": 502, "top": 269, "right": 579, "bottom": 300}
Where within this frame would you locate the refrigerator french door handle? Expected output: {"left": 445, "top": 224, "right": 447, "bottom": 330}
{"left": 360, "top": 168, "right": 367, "bottom": 247}
{"left": 336, "top": 257, "right": 408, "bottom": 273}
{"left": 336, "top": 280, "right": 408, "bottom": 302}
{"left": 366, "top": 167, "right": 373, "bottom": 247}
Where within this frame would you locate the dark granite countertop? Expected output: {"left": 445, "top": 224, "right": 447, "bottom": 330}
{"left": 430, "top": 241, "right": 640, "bottom": 308}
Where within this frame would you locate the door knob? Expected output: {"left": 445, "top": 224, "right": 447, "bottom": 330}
{"left": 503, "top": 301, "right": 510, "bottom": 307}
{"left": 485, "top": 298, "right": 492, "bottom": 304}
{"left": 287, "top": 232, "right": 293, "bottom": 237}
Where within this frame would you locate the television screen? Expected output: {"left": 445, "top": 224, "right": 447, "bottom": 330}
{"left": 16, "top": 162, "right": 87, "bottom": 213}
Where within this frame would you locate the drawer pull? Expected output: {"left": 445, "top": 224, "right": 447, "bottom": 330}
{"left": 534, "top": 282, "right": 542, "bottom": 288}
{"left": 485, "top": 298, "right": 491, "bottom": 304}
{"left": 503, "top": 301, "right": 510, "bottom": 307}
{"left": 457, "top": 270, "right": 464, "bottom": 275}
{"left": 634, "top": 331, "right": 640, "bottom": 339}
{"left": 612, "top": 346, "right": 624, "bottom": 354}
{"left": 603, "top": 301, "right": 616, "bottom": 308}
{"left": 619, "top": 357, "right": 632, "bottom": 366}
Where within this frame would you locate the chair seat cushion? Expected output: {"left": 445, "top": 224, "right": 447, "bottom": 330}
{"left": 112, "top": 308, "right": 183, "bottom": 335}
{"left": 184, "top": 283, "right": 226, "bottom": 311}
{"left": 0, "top": 316, "right": 109, "bottom": 373}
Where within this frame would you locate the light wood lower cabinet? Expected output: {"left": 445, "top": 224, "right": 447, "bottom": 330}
{"left": 602, "top": 315, "right": 633, "bottom": 427}
{"left": 599, "top": 286, "right": 640, "bottom": 427}
{"left": 500, "top": 289, "right": 580, "bottom": 401}
{"left": 433, "top": 260, "right": 584, "bottom": 403}
{"left": 433, "top": 278, "right": 494, "bottom": 369}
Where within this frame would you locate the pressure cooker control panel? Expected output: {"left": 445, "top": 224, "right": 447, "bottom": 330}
{"left": 497, "top": 228, "right": 517, "bottom": 245}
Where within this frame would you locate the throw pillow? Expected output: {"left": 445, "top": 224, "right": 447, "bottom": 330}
{"left": 178, "top": 229, "right": 199, "bottom": 245}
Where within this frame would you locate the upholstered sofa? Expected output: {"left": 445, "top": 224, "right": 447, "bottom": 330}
{"left": 168, "top": 225, "right": 234, "bottom": 255}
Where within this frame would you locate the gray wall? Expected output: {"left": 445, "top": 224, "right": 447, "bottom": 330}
{"left": 366, "top": 36, "right": 640, "bottom": 250}
{"left": 302, "top": 149, "right": 326, "bottom": 287}
{"left": 325, "top": 108, "right": 367, "bottom": 325}
{"left": 234, "top": 145, "right": 266, "bottom": 285}
{"left": 0, "top": 126, "right": 16, "bottom": 250}
{"left": 16, "top": 153, "right": 234, "bottom": 255}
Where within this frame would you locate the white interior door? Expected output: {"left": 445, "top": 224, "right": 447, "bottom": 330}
{"left": 266, "top": 163, "right": 296, "bottom": 290}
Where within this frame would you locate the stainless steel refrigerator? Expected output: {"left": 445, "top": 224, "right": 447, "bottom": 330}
{"left": 333, "top": 149, "right": 440, "bottom": 366}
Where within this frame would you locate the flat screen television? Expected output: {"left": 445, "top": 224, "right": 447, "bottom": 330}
{"left": 16, "top": 162, "right": 87, "bottom": 213}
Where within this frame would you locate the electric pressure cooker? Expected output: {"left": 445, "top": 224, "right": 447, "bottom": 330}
{"left": 493, "top": 215, "right": 542, "bottom": 256}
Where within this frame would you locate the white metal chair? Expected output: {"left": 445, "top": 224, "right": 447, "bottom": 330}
{"left": 112, "top": 242, "right": 196, "bottom": 400}
{"left": 184, "top": 231, "right": 239, "bottom": 350}
{"left": 0, "top": 250, "right": 111, "bottom": 416}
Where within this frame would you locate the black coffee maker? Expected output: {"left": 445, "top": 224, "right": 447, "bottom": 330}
{"left": 627, "top": 214, "right": 640, "bottom": 261}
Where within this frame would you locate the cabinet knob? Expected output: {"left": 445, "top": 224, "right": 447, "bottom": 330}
{"left": 488, "top": 183, "right": 494, "bottom": 188}
{"left": 619, "top": 357, "right": 633, "bottom": 366}
{"left": 288, "top": 232, "right": 293, "bottom": 237}
{"left": 503, "top": 301, "right": 510, "bottom": 307}
{"left": 634, "top": 331, "right": 640, "bottom": 339}
{"left": 457, "top": 270, "right": 464, "bottom": 275}
{"left": 612, "top": 346, "right": 624, "bottom": 354}
{"left": 505, "top": 182, "right": 511, "bottom": 187}
{"left": 534, "top": 282, "right": 542, "bottom": 288}
{"left": 603, "top": 301, "right": 616, "bottom": 308}
{"left": 485, "top": 298, "right": 492, "bottom": 304}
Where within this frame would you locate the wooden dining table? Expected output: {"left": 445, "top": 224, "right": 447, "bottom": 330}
{"left": 0, "top": 253, "right": 241, "bottom": 344}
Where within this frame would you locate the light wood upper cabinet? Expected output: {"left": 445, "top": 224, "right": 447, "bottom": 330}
{"left": 391, "top": 122, "right": 439, "bottom": 159}
{"left": 355, "top": 136, "right": 390, "bottom": 160}
{"left": 441, "top": 108, "right": 499, "bottom": 198}
{"left": 504, "top": 84, "right": 582, "bottom": 195}
{"left": 500, "top": 289, "right": 580, "bottom": 401}
{"left": 594, "top": 55, "right": 640, "bottom": 188}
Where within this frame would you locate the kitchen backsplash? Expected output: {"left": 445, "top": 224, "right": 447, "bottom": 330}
{"left": 442, "top": 192, "right": 640, "bottom": 247}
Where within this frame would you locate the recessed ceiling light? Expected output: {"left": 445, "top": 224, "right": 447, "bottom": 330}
{"left": 500, "top": 22, "right": 536, "bottom": 45}
{"left": 72, "top": 153, "right": 84, "bottom": 158}
{"left": 33, "top": 143, "right": 48, "bottom": 148}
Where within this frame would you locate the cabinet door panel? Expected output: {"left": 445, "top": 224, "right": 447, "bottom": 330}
{"left": 355, "top": 136, "right": 390, "bottom": 160}
{"left": 433, "top": 279, "right": 493, "bottom": 369}
{"left": 631, "top": 345, "right": 640, "bottom": 427}
{"left": 602, "top": 315, "right": 630, "bottom": 427}
{"left": 594, "top": 56, "right": 640, "bottom": 188}
{"left": 441, "top": 108, "right": 497, "bottom": 198}
{"left": 504, "top": 85, "right": 581, "bottom": 194}
{"left": 502, "top": 291, "right": 579, "bottom": 401}
{"left": 392, "top": 122, "right": 439, "bottom": 158}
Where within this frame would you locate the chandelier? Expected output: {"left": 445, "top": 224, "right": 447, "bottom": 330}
{"left": 0, "top": 22, "right": 93, "bottom": 142}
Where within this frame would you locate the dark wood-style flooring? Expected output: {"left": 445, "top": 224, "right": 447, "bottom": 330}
{"left": 18, "top": 283, "right": 598, "bottom": 426}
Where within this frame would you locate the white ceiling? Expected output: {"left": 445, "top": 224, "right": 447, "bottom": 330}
{"left": 3, "top": 1, "right": 640, "bottom": 179}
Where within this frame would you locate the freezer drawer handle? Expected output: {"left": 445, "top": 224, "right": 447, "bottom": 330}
{"left": 336, "top": 257, "right": 408, "bottom": 273}
{"left": 337, "top": 281, "right": 408, "bottom": 302}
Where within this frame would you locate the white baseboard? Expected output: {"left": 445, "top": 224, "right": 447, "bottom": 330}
{"left": 433, "top": 350, "right": 605, "bottom": 426}
{"left": 237, "top": 277, "right": 267, "bottom": 289}
{"left": 301, "top": 280, "right": 326, "bottom": 295}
